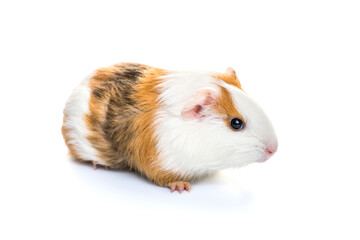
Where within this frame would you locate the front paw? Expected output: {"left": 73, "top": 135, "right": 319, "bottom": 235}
{"left": 168, "top": 181, "right": 191, "bottom": 193}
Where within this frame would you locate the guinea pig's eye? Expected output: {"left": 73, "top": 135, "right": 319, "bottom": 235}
{"left": 230, "top": 118, "right": 244, "bottom": 130}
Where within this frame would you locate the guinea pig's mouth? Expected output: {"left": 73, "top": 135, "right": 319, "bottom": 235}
{"left": 257, "top": 147, "right": 277, "bottom": 163}
{"left": 257, "top": 155, "right": 270, "bottom": 163}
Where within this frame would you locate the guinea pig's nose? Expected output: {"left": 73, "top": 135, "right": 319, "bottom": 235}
{"left": 266, "top": 148, "right": 274, "bottom": 155}
{"left": 265, "top": 144, "right": 278, "bottom": 156}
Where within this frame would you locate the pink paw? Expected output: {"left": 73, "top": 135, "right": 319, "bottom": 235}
{"left": 168, "top": 181, "right": 191, "bottom": 193}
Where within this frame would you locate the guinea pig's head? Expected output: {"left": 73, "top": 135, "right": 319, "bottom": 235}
{"left": 181, "top": 68, "right": 278, "bottom": 168}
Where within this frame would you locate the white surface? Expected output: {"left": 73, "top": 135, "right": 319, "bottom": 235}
{"left": 0, "top": 0, "right": 359, "bottom": 239}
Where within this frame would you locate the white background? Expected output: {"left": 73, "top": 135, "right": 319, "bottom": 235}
{"left": 1, "top": 0, "right": 359, "bottom": 239}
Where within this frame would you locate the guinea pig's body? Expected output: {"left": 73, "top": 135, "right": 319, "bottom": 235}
{"left": 62, "top": 63, "right": 278, "bottom": 192}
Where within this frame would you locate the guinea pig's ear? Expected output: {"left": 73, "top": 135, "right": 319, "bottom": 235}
{"left": 225, "top": 67, "right": 237, "bottom": 76}
{"left": 181, "top": 88, "right": 217, "bottom": 119}
{"left": 225, "top": 67, "right": 241, "bottom": 88}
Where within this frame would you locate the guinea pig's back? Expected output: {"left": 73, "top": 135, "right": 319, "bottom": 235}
{"left": 62, "top": 63, "right": 153, "bottom": 168}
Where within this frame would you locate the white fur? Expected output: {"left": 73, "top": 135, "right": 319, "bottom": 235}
{"left": 157, "top": 71, "right": 219, "bottom": 116}
{"left": 63, "top": 75, "right": 103, "bottom": 164}
{"left": 155, "top": 71, "right": 278, "bottom": 178}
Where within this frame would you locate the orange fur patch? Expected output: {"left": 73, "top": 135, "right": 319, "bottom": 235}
{"left": 127, "top": 68, "right": 194, "bottom": 186}
{"left": 213, "top": 85, "right": 245, "bottom": 130}
{"left": 83, "top": 63, "right": 187, "bottom": 186}
{"left": 214, "top": 71, "right": 242, "bottom": 89}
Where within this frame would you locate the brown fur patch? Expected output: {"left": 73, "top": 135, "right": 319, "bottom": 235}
{"left": 213, "top": 85, "right": 245, "bottom": 130}
{"left": 128, "top": 70, "right": 191, "bottom": 186}
{"left": 214, "top": 71, "right": 242, "bottom": 89}
{"left": 83, "top": 63, "right": 185, "bottom": 186}
{"left": 85, "top": 63, "right": 148, "bottom": 169}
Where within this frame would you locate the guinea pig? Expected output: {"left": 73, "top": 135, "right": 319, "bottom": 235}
{"left": 62, "top": 63, "right": 278, "bottom": 193}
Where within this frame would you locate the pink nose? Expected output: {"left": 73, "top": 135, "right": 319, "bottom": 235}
{"left": 265, "top": 145, "right": 277, "bottom": 156}
{"left": 258, "top": 143, "right": 278, "bottom": 163}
